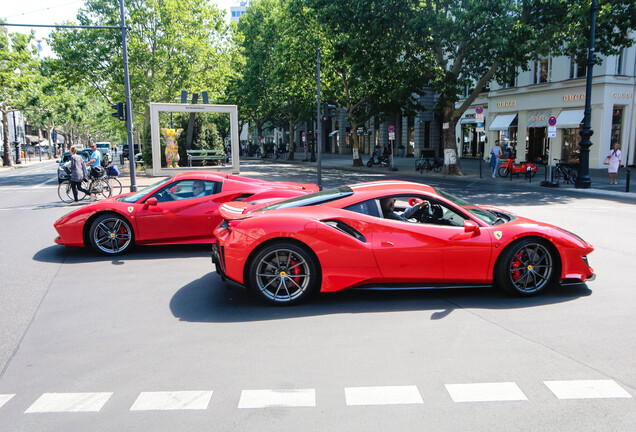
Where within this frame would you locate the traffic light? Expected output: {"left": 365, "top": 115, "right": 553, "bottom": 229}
{"left": 111, "top": 102, "right": 125, "bottom": 121}
{"left": 322, "top": 103, "right": 336, "bottom": 122}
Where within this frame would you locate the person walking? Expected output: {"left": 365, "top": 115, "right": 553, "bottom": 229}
{"left": 489, "top": 139, "right": 502, "bottom": 178}
{"left": 607, "top": 143, "right": 622, "bottom": 184}
{"left": 69, "top": 146, "right": 90, "bottom": 202}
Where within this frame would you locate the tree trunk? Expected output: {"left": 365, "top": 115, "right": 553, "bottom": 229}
{"left": 288, "top": 120, "right": 295, "bottom": 160}
{"left": 350, "top": 121, "right": 363, "bottom": 167}
{"left": 440, "top": 100, "right": 463, "bottom": 175}
{"left": 2, "top": 112, "right": 13, "bottom": 167}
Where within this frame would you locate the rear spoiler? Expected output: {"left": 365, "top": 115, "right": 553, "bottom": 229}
{"left": 219, "top": 202, "right": 252, "bottom": 220}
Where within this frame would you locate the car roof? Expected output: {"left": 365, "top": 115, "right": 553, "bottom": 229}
{"left": 348, "top": 180, "right": 437, "bottom": 197}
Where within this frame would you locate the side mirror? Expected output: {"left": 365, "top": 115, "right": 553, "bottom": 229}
{"left": 464, "top": 220, "right": 480, "bottom": 234}
{"left": 143, "top": 197, "right": 158, "bottom": 209}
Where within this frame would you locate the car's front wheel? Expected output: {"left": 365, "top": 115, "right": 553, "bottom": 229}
{"left": 89, "top": 214, "right": 134, "bottom": 255}
{"left": 247, "top": 242, "right": 319, "bottom": 305}
{"left": 494, "top": 238, "right": 558, "bottom": 296}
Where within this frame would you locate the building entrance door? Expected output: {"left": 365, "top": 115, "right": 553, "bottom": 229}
{"left": 527, "top": 127, "right": 547, "bottom": 162}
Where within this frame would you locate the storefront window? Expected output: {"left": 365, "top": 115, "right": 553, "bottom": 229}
{"left": 611, "top": 107, "right": 623, "bottom": 151}
{"left": 561, "top": 128, "right": 581, "bottom": 163}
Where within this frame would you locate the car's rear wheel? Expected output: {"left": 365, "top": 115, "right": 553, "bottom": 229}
{"left": 247, "top": 242, "right": 319, "bottom": 305}
{"left": 494, "top": 238, "right": 558, "bottom": 296}
{"left": 89, "top": 214, "right": 134, "bottom": 255}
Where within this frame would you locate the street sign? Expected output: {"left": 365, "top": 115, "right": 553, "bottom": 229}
{"left": 548, "top": 126, "right": 556, "bottom": 133}
{"left": 548, "top": 131, "right": 556, "bottom": 138}
{"left": 476, "top": 122, "right": 484, "bottom": 132}
{"left": 388, "top": 125, "right": 395, "bottom": 133}
{"left": 475, "top": 105, "right": 484, "bottom": 114}
{"left": 475, "top": 114, "right": 484, "bottom": 122}
{"left": 388, "top": 132, "right": 395, "bottom": 139}
{"left": 548, "top": 116, "right": 557, "bottom": 126}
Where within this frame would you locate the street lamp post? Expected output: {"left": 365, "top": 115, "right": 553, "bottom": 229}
{"left": 12, "top": 110, "right": 21, "bottom": 164}
{"left": 575, "top": 0, "right": 598, "bottom": 189}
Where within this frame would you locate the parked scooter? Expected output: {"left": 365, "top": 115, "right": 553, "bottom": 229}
{"left": 497, "top": 158, "right": 538, "bottom": 178}
{"left": 367, "top": 148, "right": 391, "bottom": 167}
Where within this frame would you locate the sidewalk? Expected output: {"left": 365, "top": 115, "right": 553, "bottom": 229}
{"left": 117, "top": 152, "right": 636, "bottom": 199}
{"left": 258, "top": 152, "right": 636, "bottom": 199}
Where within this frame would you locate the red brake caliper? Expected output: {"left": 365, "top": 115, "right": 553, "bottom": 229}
{"left": 511, "top": 252, "right": 522, "bottom": 281}
{"left": 290, "top": 258, "right": 301, "bottom": 285}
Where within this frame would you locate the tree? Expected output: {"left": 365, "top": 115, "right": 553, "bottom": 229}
{"left": 410, "top": 0, "right": 636, "bottom": 174}
{"left": 49, "top": 0, "right": 237, "bottom": 146}
{"left": 303, "top": 0, "right": 430, "bottom": 166}
{"left": 0, "top": 28, "right": 41, "bottom": 166}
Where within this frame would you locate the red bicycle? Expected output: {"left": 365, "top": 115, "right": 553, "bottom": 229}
{"left": 497, "top": 158, "right": 538, "bottom": 178}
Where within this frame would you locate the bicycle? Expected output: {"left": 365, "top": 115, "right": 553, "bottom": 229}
{"left": 416, "top": 157, "right": 443, "bottom": 173}
{"left": 551, "top": 159, "right": 579, "bottom": 184}
{"left": 107, "top": 175, "right": 123, "bottom": 196}
{"left": 58, "top": 175, "right": 112, "bottom": 203}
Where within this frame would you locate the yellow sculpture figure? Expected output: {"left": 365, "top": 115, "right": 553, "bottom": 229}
{"left": 161, "top": 128, "right": 183, "bottom": 168}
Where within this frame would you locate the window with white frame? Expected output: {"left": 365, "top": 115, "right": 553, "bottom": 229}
{"left": 569, "top": 56, "right": 587, "bottom": 79}
{"left": 616, "top": 48, "right": 625, "bottom": 75}
{"left": 534, "top": 57, "right": 551, "bottom": 84}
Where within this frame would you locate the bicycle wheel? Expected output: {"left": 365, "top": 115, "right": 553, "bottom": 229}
{"left": 433, "top": 163, "right": 443, "bottom": 173}
{"left": 91, "top": 178, "right": 112, "bottom": 200}
{"left": 568, "top": 167, "right": 579, "bottom": 184}
{"left": 57, "top": 181, "right": 74, "bottom": 203}
{"left": 551, "top": 167, "right": 562, "bottom": 183}
{"left": 108, "top": 176, "right": 123, "bottom": 196}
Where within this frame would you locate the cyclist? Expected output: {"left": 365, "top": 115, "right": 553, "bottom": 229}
{"left": 69, "top": 146, "right": 90, "bottom": 202}
{"left": 87, "top": 142, "right": 102, "bottom": 168}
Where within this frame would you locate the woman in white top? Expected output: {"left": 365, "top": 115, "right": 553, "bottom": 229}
{"left": 607, "top": 143, "right": 622, "bottom": 185}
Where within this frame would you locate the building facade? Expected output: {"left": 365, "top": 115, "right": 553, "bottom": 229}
{"left": 456, "top": 42, "right": 635, "bottom": 169}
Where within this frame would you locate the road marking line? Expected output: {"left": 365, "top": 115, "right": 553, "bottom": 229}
{"left": 445, "top": 382, "right": 528, "bottom": 402}
{"left": 238, "top": 389, "right": 316, "bottom": 408}
{"left": 25, "top": 392, "right": 113, "bottom": 413}
{"left": 0, "top": 394, "right": 15, "bottom": 408}
{"left": 345, "top": 386, "right": 423, "bottom": 406}
{"left": 544, "top": 380, "right": 632, "bottom": 399}
{"left": 130, "top": 391, "right": 213, "bottom": 411}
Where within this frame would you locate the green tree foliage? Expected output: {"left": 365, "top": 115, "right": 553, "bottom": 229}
{"left": 296, "top": 0, "right": 431, "bottom": 166}
{"left": 49, "top": 0, "right": 237, "bottom": 146}
{"left": 0, "top": 29, "right": 41, "bottom": 166}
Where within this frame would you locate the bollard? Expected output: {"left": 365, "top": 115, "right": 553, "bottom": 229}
{"left": 479, "top": 156, "right": 482, "bottom": 179}
{"left": 626, "top": 168, "right": 631, "bottom": 193}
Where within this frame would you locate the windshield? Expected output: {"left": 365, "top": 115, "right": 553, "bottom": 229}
{"left": 434, "top": 188, "right": 499, "bottom": 225}
{"left": 256, "top": 186, "right": 354, "bottom": 211}
{"left": 118, "top": 177, "right": 171, "bottom": 203}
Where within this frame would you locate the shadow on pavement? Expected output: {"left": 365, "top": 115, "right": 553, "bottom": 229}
{"left": 170, "top": 273, "right": 592, "bottom": 323}
{"left": 33, "top": 244, "right": 212, "bottom": 265}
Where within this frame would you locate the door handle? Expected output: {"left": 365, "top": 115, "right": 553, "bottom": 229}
{"left": 380, "top": 241, "right": 394, "bottom": 247}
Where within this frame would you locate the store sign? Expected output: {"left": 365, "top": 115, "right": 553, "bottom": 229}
{"left": 563, "top": 93, "right": 586, "bottom": 102}
{"left": 497, "top": 100, "right": 517, "bottom": 108}
{"left": 527, "top": 111, "right": 551, "bottom": 128}
{"left": 613, "top": 93, "right": 633, "bottom": 99}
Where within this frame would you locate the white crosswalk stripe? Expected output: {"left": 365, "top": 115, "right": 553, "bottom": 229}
{"left": 130, "top": 391, "right": 213, "bottom": 411}
{"left": 345, "top": 386, "right": 424, "bottom": 406}
{"left": 25, "top": 392, "right": 113, "bottom": 413}
{"left": 544, "top": 380, "right": 633, "bottom": 400}
{"left": 2, "top": 380, "right": 632, "bottom": 415}
{"left": 445, "top": 382, "right": 528, "bottom": 402}
{"left": 238, "top": 389, "right": 316, "bottom": 408}
{"left": 0, "top": 394, "right": 15, "bottom": 409}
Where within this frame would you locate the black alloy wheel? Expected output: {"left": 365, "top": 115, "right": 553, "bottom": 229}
{"left": 247, "top": 242, "right": 319, "bottom": 305}
{"left": 89, "top": 214, "right": 134, "bottom": 255}
{"left": 494, "top": 238, "right": 558, "bottom": 296}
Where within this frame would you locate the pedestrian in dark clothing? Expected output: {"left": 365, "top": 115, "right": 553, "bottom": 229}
{"left": 69, "top": 146, "right": 90, "bottom": 202}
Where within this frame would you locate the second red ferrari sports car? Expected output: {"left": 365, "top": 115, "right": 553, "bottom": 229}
{"left": 212, "top": 181, "right": 595, "bottom": 305}
{"left": 54, "top": 172, "right": 318, "bottom": 255}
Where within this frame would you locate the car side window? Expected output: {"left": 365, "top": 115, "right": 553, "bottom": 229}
{"left": 152, "top": 180, "right": 219, "bottom": 202}
{"left": 344, "top": 199, "right": 382, "bottom": 217}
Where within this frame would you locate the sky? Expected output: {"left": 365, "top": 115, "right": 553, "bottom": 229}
{"left": 2, "top": 0, "right": 236, "bottom": 57}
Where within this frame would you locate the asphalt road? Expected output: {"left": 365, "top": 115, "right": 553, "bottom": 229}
{"left": 1, "top": 160, "right": 635, "bottom": 431}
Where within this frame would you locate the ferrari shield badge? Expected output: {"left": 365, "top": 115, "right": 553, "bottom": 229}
{"left": 494, "top": 231, "right": 503, "bottom": 240}
{"left": 128, "top": 206, "right": 134, "bottom": 213}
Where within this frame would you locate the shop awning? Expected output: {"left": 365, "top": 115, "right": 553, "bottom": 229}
{"left": 489, "top": 114, "right": 517, "bottom": 131}
{"left": 556, "top": 109, "right": 584, "bottom": 128}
